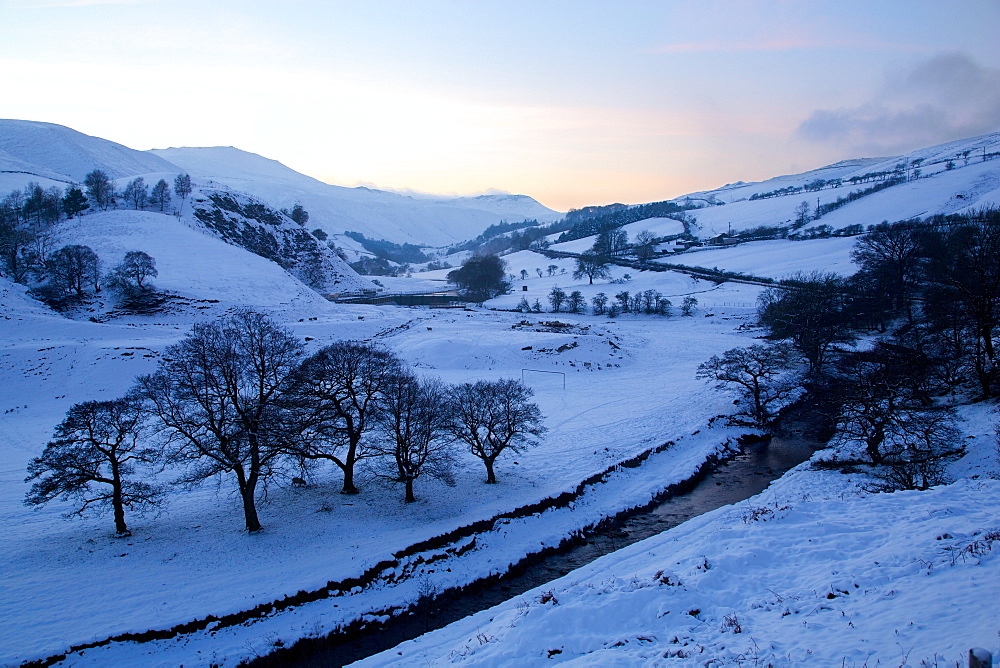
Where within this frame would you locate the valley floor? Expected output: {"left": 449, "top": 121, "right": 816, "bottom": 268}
{"left": 4, "top": 254, "right": 999, "bottom": 667}
{"left": 1, "top": 268, "right": 761, "bottom": 666}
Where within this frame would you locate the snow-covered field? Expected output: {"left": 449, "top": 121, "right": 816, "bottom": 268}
{"left": 663, "top": 237, "right": 859, "bottom": 280}
{"left": 1, "top": 248, "right": 763, "bottom": 665}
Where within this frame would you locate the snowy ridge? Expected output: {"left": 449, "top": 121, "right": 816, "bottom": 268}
{"left": 152, "top": 146, "right": 562, "bottom": 246}
{"left": 428, "top": 193, "right": 564, "bottom": 223}
{"left": 665, "top": 131, "right": 1000, "bottom": 238}
{"left": 0, "top": 119, "right": 178, "bottom": 182}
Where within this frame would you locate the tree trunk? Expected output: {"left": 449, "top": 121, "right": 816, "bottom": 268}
{"left": 235, "top": 468, "right": 263, "bottom": 532}
{"left": 110, "top": 462, "right": 130, "bottom": 536}
{"left": 866, "top": 428, "right": 885, "bottom": 465}
{"left": 341, "top": 434, "right": 361, "bottom": 494}
{"left": 240, "top": 485, "right": 262, "bottom": 532}
{"left": 405, "top": 478, "right": 416, "bottom": 503}
{"left": 484, "top": 457, "right": 498, "bottom": 484}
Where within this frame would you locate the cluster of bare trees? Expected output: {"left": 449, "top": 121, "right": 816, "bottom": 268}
{"left": 83, "top": 170, "right": 192, "bottom": 213}
{"left": 700, "top": 213, "right": 1000, "bottom": 491}
{"left": 521, "top": 288, "right": 697, "bottom": 319}
{"left": 25, "top": 311, "right": 545, "bottom": 535}
{"left": 0, "top": 169, "right": 188, "bottom": 305}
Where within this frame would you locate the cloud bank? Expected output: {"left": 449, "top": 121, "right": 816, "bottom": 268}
{"left": 798, "top": 52, "right": 1000, "bottom": 155}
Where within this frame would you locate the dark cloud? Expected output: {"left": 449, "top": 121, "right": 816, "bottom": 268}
{"left": 798, "top": 53, "right": 1000, "bottom": 154}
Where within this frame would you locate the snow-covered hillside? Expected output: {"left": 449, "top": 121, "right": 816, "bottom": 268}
{"left": 0, "top": 119, "right": 177, "bottom": 183}
{"left": 58, "top": 209, "right": 364, "bottom": 310}
{"left": 675, "top": 132, "right": 1000, "bottom": 237}
{"left": 151, "top": 146, "right": 560, "bottom": 246}
{"left": 0, "top": 120, "right": 562, "bottom": 249}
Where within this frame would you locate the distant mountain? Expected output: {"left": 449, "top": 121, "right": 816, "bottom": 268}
{"left": 0, "top": 120, "right": 562, "bottom": 248}
{"left": 427, "top": 193, "right": 563, "bottom": 223}
{"left": 151, "top": 146, "right": 561, "bottom": 246}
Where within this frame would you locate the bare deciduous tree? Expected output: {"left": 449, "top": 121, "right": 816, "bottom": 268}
{"left": 372, "top": 374, "right": 454, "bottom": 502}
{"left": 138, "top": 311, "right": 303, "bottom": 532}
{"left": 288, "top": 341, "right": 404, "bottom": 494}
{"left": 84, "top": 169, "right": 114, "bottom": 211}
{"left": 447, "top": 379, "right": 545, "bottom": 484}
{"left": 24, "top": 397, "right": 160, "bottom": 536}
{"left": 46, "top": 244, "right": 100, "bottom": 300}
{"left": 105, "top": 250, "right": 157, "bottom": 298}
{"left": 122, "top": 177, "right": 148, "bottom": 210}
{"left": 697, "top": 343, "right": 802, "bottom": 428}
{"left": 148, "top": 179, "right": 172, "bottom": 212}
{"left": 573, "top": 252, "right": 611, "bottom": 285}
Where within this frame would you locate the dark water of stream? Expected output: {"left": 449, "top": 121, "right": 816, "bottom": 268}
{"left": 250, "top": 427, "right": 822, "bottom": 668}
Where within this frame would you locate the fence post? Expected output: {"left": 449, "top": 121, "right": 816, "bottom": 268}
{"left": 970, "top": 648, "right": 992, "bottom": 668}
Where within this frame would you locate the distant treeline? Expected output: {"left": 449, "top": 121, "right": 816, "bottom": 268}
{"left": 555, "top": 200, "right": 699, "bottom": 244}
{"left": 344, "top": 231, "right": 430, "bottom": 264}
{"left": 446, "top": 219, "right": 573, "bottom": 257}
{"left": 814, "top": 178, "right": 905, "bottom": 219}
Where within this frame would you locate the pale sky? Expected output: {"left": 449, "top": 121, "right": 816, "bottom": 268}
{"left": 2, "top": 0, "right": 999, "bottom": 211}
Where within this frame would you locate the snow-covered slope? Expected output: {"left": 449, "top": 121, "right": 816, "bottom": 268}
{"left": 361, "top": 444, "right": 1000, "bottom": 667}
{"left": 428, "top": 193, "right": 563, "bottom": 223}
{"left": 0, "top": 119, "right": 178, "bottom": 183}
{"left": 676, "top": 132, "right": 1000, "bottom": 237}
{"left": 57, "top": 209, "right": 352, "bottom": 312}
{"left": 151, "top": 146, "right": 561, "bottom": 246}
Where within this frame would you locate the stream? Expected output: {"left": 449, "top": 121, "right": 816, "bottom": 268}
{"left": 251, "top": 425, "right": 822, "bottom": 667}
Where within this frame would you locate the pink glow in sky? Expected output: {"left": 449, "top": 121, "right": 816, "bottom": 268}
{"left": 2, "top": 0, "right": 998, "bottom": 211}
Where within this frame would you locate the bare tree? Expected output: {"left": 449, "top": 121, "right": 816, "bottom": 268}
{"left": 372, "top": 374, "right": 454, "bottom": 502}
{"left": 681, "top": 296, "right": 698, "bottom": 316}
{"left": 851, "top": 221, "right": 924, "bottom": 321}
{"left": 447, "top": 255, "right": 510, "bottom": 302}
{"left": 591, "top": 292, "right": 609, "bottom": 315}
{"left": 872, "top": 410, "right": 962, "bottom": 490}
{"left": 757, "top": 271, "right": 856, "bottom": 374}
{"left": 122, "top": 177, "right": 148, "bottom": 210}
{"left": 921, "top": 221, "right": 1000, "bottom": 397}
{"left": 173, "top": 173, "right": 192, "bottom": 200}
{"left": 573, "top": 252, "right": 611, "bottom": 285}
{"left": 138, "top": 311, "right": 303, "bottom": 532}
{"left": 633, "top": 229, "right": 657, "bottom": 260}
{"left": 793, "top": 201, "right": 811, "bottom": 228}
{"left": 45, "top": 244, "right": 100, "bottom": 300}
{"left": 697, "top": 343, "right": 801, "bottom": 428}
{"left": 105, "top": 250, "right": 157, "bottom": 298}
{"left": 447, "top": 379, "right": 545, "bottom": 483}
{"left": 148, "top": 179, "right": 172, "bottom": 212}
{"left": 84, "top": 169, "right": 114, "bottom": 211}
{"left": 24, "top": 397, "right": 160, "bottom": 536}
{"left": 548, "top": 286, "right": 566, "bottom": 312}
{"left": 288, "top": 341, "right": 404, "bottom": 494}
{"left": 615, "top": 290, "right": 631, "bottom": 313}
{"left": 0, "top": 194, "right": 39, "bottom": 283}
